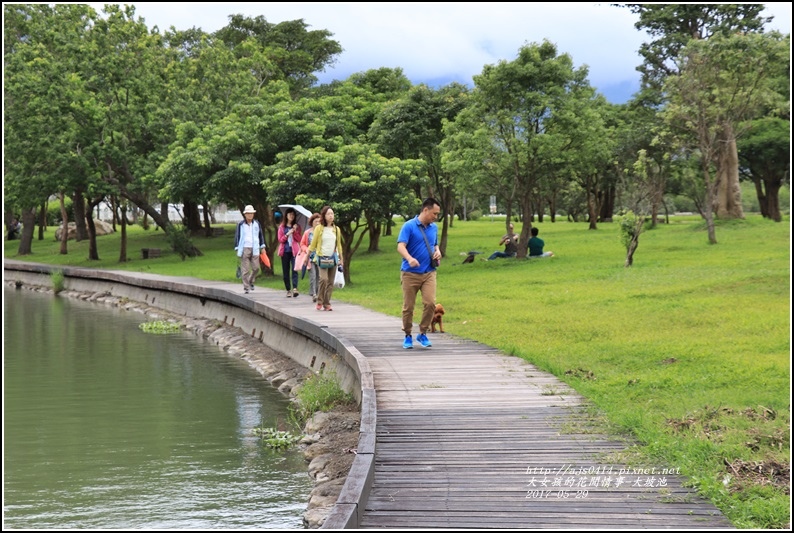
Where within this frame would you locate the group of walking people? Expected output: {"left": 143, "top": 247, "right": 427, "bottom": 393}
{"left": 234, "top": 197, "right": 447, "bottom": 350}
{"left": 234, "top": 204, "right": 343, "bottom": 311}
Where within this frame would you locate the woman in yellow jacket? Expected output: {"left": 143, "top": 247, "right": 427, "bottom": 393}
{"left": 308, "top": 205, "right": 344, "bottom": 311}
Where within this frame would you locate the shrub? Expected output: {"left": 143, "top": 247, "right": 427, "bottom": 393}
{"left": 46, "top": 197, "right": 73, "bottom": 226}
{"left": 50, "top": 270, "right": 65, "bottom": 294}
{"left": 291, "top": 370, "right": 354, "bottom": 425}
{"left": 670, "top": 194, "right": 698, "bottom": 214}
{"left": 164, "top": 223, "right": 201, "bottom": 260}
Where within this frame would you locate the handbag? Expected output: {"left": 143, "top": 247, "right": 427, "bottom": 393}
{"left": 419, "top": 225, "right": 440, "bottom": 269}
{"left": 334, "top": 267, "right": 345, "bottom": 289}
{"left": 294, "top": 250, "right": 307, "bottom": 271}
{"left": 259, "top": 250, "right": 271, "bottom": 269}
{"left": 318, "top": 256, "right": 336, "bottom": 269}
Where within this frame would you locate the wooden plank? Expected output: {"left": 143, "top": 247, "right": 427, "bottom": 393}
{"left": 231, "top": 284, "right": 734, "bottom": 529}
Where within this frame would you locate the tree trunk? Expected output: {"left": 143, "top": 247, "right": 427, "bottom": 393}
{"left": 119, "top": 203, "right": 128, "bottom": 262}
{"left": 4, "top": 211, "right": 16, "bottom": 240}
{"left": 587, "top": 189, "right": 598, "bottom": 230}
{"left": 624, "top": 216, "right": 645, "bottom": 267}
{"left": 72, "top": 189, "right": 89, "bottom": 241}
{"left": 17, "top": 208, "right": 37, "bottom": 255}
{"left": 85, "top": 213, "right": 99, "bottom": 261}
{"left": 598, "top": 185, "right": 616, "bottom": 221}
{"left": 59, "top": 193, "right": 69, "bottom": 255}
{"left": 765, "top": 181, "right": 782, "bottom": 222}
{"left": 38, "top": 200, "right": 47, "bottom": 241}
{"left": 702, "top": 165, "right": 718, "bottom": 245}
{"left": 752, "top": 177, "right": 769, "bottom": 218}
{"left": 368, "top": 221, "right": 381, "bottom": 252}
{"left": 625, "top": 234, "right": 639, "bottom": 267}
{"left": 547, "top": 194, "right": 557, "bottom": 223}
{"left": 715, "top": 137, "right": 744, "bottom": 219}
{"left": 160, "top": 202, "right": 169, "bottom": 229}
{"left": 516, "top": 196, "right": 533, "bottom": 259}
{"left": 203, "top": 201, "right": 212, "bottom": 237}
{"left": 183, "top": 199, "right": 202, "bottom": 232}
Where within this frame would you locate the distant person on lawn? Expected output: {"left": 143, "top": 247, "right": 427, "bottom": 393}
{"left": 487, "top": 223, "right": 518, "bottom": 260}
{"left": 528, "top": 227, "right": 554, "bottom": 258}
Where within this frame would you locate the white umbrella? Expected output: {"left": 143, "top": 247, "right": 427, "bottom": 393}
{"left": 278, "top": 204, "right": 312, "bottom": 231}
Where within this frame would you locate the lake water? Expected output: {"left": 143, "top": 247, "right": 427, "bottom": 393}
{"left": 3, "top": 286, "right": 312, "bottom": 529}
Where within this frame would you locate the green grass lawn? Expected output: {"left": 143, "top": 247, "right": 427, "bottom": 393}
{"left": 4, "top": 214, "right": 790, "bottom": 528}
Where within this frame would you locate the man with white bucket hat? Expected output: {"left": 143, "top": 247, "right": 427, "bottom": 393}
{"left": 234, "top": 204, "right": 266, "bottom": 293}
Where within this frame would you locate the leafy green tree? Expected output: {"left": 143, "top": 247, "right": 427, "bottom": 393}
{"left": 737, "top": 116, "right": 790, "bottom": 222}
{"left": 152, "top": 30, "right": 262, "bottom": 233}
{"left": 623, "top": 3, "right": 775, "bottom": 219}
{"left": 265, "top": 143, "right": 423, "bottom": 284}
{"left": 615, "top": 98, "right": 674, "bottom": 226}
{"left": 157, "top": 82, "right": 306, "bottom": 256}
{"left": 552, "top": 93, "right": 613, "bottom": 230}
{"left": 370, "top": 83, "right": 470, "bottom": 255}
{"left": 213, "top": 14, "right": 342, "bottom": 97}
{"left": 441, "top": 113, "right": 514, "bottom": 225}
{"left": 3, "top": 3, "right": 96, "bottom": 255}
{"left": 459, "top": 40, "right": 598, "bottom": 254}
{"left": 662, "top": 32, "right": 789, "bottom": 243}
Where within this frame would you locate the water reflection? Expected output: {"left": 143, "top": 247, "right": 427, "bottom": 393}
{"left": 3, "top": 286, "right": 311, "bottom": 529}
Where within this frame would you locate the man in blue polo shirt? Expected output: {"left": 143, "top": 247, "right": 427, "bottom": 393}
{"left": 397, "top": 198, "right": 442, "bottom": 349}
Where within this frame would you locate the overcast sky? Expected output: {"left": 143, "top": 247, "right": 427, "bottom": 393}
{"left": 88, "top": 2, "right": 792, "bottom": 104}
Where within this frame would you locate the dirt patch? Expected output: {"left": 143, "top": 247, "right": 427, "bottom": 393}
{"left": 724, "top": 458, "right": 790, "bottom": 494}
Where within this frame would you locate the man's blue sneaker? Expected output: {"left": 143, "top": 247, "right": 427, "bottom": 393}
{"left": 403, "top": 335, "right": 413, "bottom": 349}
{"left": 416, "top": 333, "right": 432, "bottom": 348}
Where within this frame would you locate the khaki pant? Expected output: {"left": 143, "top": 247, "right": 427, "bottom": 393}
{"left": 317, "top": 265, "right": 336, "bottom": 307}
{"left": 400, "top": 270, "right": 436, "bottom": 336}
{"left": 241, "top": 247, "right": 260, "bottom": 290}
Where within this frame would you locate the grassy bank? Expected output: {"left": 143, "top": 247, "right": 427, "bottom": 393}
{"left": 4, "top": 215, "right": 790, "bottom": 528}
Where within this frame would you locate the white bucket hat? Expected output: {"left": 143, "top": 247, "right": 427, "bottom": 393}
{"left": 243, "top": 205, "right": 256, "bottom": 214}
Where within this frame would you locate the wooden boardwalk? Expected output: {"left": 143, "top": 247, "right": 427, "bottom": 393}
{"left": 244, "top": 286, "right": 733, "bottom": 529}
{"left": 3, "top": 259, "right": 733, "bottom": 529}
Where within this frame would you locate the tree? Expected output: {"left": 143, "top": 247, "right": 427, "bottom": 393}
{"left": 3, "top": 4, "right": 97, "bottom": 255}
{"left": 153, "top": 30, "right": 262, "bottom": 234}
{"left": 661, "top": 32, "right": 789, "bottom": 243}
{"left": 616, "top": 98, "right": 673, "bottom": 227}
{"left": 459, "top": 40, "right": 597, "bottom": 255}
{"left": 370, "top": 83, "right": 470, "bottom": 255}
{"left": 265, "top": 143, "right": 423, "bottom": 284}
{"left": 554, "top": 94, "right": 614, "bottom": 230}
{"left": 737, "top": 117, "right": 790, "bottom": 222}
{"left": 623, "top": 3, "right": 775, "bottom": 219}
{"left": 213, "top": 14, "right": 342, "bottom": 97}
{"left": 616, "top": 149, "right": 664, "bottom": 267}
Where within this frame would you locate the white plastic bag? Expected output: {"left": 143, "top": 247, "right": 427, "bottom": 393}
{"left": 334, "top": 268, "right": 345, "bottom": 289}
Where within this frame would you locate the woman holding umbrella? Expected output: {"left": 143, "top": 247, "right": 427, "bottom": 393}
{"left": 277, "top": 207, "right": 303, "bottom": 297}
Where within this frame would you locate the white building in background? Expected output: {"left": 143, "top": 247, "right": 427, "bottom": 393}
{"left": 95, "top": 203, "right": 243, "bottom": 224}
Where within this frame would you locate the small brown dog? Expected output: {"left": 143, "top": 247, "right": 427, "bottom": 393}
{"left": 431, "top": 303, "right": 445, "bottom": 333}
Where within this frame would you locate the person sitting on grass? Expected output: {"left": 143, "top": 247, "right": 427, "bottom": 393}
{"left": 486, "top": 223, "right": 518, "bottom": 260}
{"left": 528, "top": 227, "right": 554, "bottom": 258}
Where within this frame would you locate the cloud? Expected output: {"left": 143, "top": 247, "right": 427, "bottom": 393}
{"left": 90, "top": 2, "right": 792, "bottom": 103}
